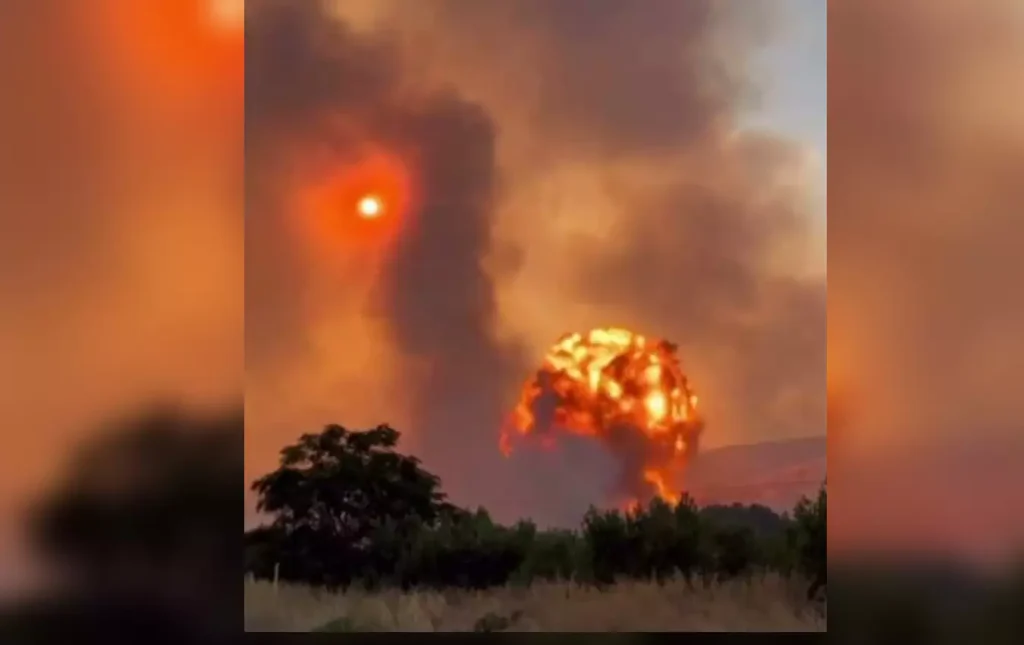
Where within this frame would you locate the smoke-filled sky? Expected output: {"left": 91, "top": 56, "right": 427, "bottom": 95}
{"left": 829, "top": 0, "right": 1024, "bottom": 563}
{"left": 244, "top": 0, "right": 827, "bottom": 518}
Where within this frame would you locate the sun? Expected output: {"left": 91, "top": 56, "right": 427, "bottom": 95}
{"left": 296, "top": 148, "right": 413, "bottom": 258}
{"left": 357, "top": 195, "right": 384, "bottom": 219}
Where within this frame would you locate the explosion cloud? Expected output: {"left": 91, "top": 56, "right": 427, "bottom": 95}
{"left": 502, "top": 327, "right": 704, "bottom": 507}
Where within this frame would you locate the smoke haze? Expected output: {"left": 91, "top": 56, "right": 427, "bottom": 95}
{"left": 829, "top": 0, "right": 1024, "bottom": 562}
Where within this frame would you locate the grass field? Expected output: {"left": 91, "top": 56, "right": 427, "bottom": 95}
{"left": 244, "top": 574, "right": 826, "bottom": 632}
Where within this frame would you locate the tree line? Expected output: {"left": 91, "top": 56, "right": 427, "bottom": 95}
{"left": 245, "top": 423, "right": 827, "bottom": 597}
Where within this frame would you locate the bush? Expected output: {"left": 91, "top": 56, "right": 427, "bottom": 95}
{"left": 789, "top": 484, "right": 827, "bottom": 598}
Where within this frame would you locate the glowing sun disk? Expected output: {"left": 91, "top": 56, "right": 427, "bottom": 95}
{"left": 357, "top": 195, "right": 383, "bottom": 219}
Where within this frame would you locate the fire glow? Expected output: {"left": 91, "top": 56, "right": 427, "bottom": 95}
{"left": 501, "top": 327, "right": 704, "bottom": 508}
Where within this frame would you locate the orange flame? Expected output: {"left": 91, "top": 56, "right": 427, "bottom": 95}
{"left": 501, "top": 327, "right": 704, "bottom": 507}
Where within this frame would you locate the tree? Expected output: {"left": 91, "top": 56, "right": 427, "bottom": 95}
{"left": 700, "top": 502, "right": 790, "bottom": 538}
{"left": 249, "top": 423, "right": 452, "bottom": 588}
{"left": 790, "top": 482, "right": 827, "bottom": 599}
{"left": 710, "top": 525, "right": 758, "bottom": 579}
{"left": 581, "top": 496, "right": 707, "bottom": 585}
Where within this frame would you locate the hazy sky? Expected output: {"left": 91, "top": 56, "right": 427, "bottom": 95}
{"left": 744, "top": 0, "right": 826, "bottom": 267}
{"left": 747, "top": 1, "right": 826, "bottom": 171}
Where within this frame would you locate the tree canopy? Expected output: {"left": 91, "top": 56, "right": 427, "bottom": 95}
{"left": 249, "top": 423, "right": 456, "bottom": 587}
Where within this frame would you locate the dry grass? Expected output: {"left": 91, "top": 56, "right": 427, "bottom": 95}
{"left": 244, "top": 574, "right": 826, "bottom": 632}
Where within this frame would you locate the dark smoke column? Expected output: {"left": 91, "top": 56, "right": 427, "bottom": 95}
{"left": 373, "top": 95, "right": 521, "bottom": 505}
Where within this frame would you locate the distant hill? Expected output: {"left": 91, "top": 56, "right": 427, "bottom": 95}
{"left": 686, "top": 436, "right": 827, "bottom": 513}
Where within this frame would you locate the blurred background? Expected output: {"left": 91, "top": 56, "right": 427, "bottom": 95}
{"left": 0, "top": 0, "right": 1021, "bottom": 639}
{"left": 0, "top": 0, "right": 243, "bottom": 640}
{"left": 828, "top": 0, "right": 1024, "bottom": 639}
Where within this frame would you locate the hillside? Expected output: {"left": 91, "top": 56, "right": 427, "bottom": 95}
{"left": 687, "top": 436, "right": 827, "bottom": 513}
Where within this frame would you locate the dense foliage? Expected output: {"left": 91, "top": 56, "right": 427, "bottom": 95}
{"left": 247, "top": 424, "right": 827, "bottom": 595}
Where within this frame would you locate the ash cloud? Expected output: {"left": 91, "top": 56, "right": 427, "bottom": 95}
{"left": 424, "top": 1, "right": 777, "bottom": 150}
{"left": 425, "top": 0, "right": 754, "bottom": 156}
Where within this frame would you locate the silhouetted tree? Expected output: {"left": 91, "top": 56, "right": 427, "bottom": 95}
{"left": 581, "top": 496, "right": 707, "bottom": 585}
{"left": 701, "top": 502, "right": 790, "bottom": 538}
{"left": 249, "top": 424, "right": 452, "bottom": 588}
{"left": 710, "top": 525, "right": 758, "bottom": 579}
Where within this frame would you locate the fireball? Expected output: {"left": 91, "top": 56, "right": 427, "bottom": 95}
{"left": 501, "top": 327, "right": 704, "bottom": 507}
